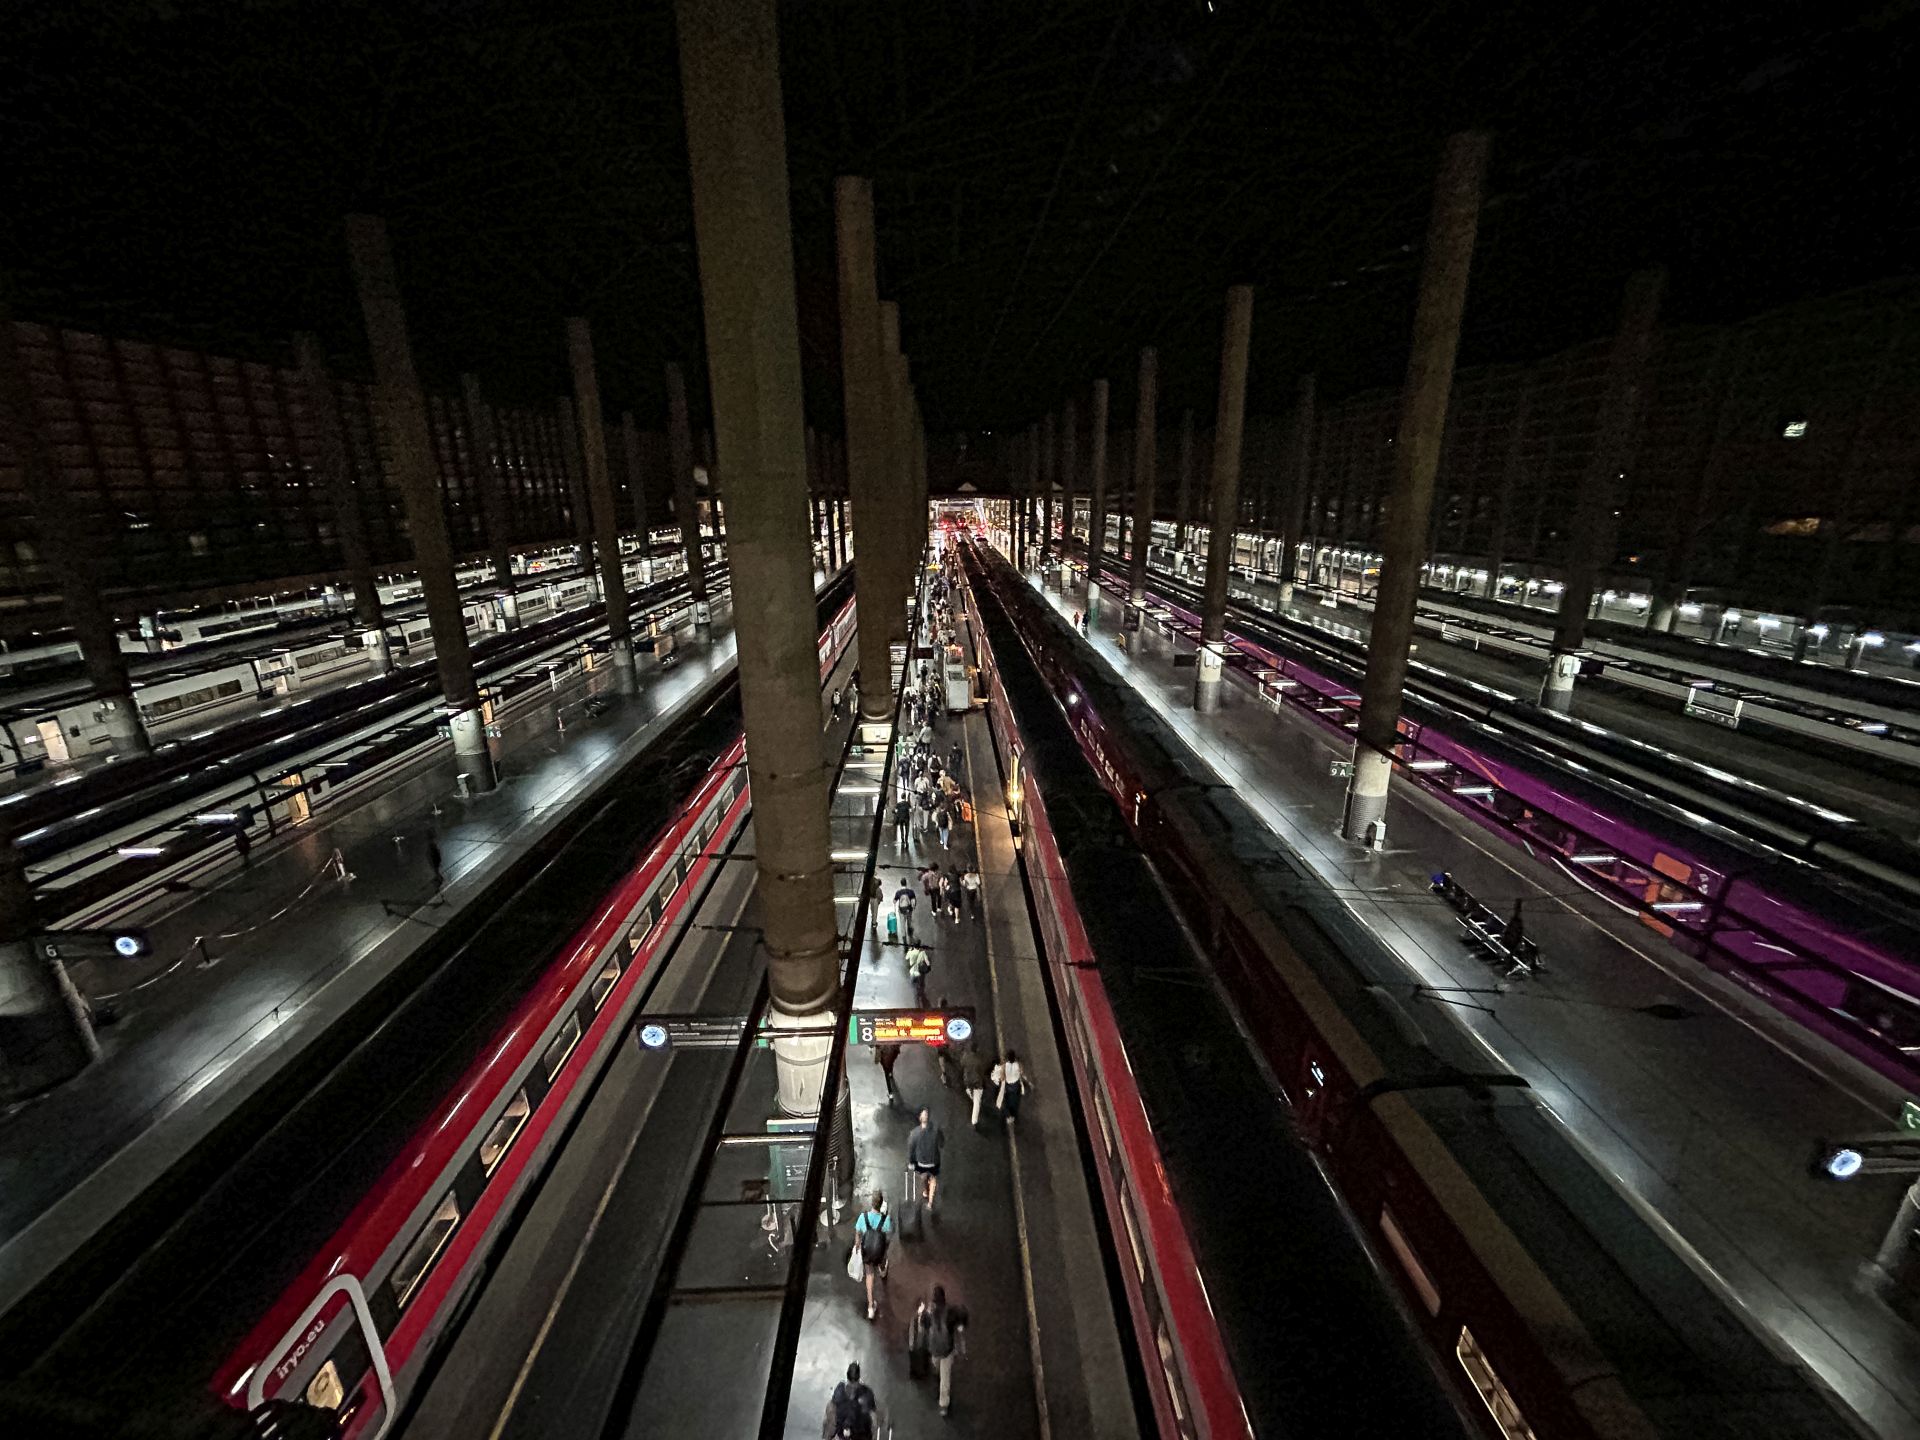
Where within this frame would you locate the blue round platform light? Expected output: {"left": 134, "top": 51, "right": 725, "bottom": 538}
{"left": 944, "top": 1016, "right": 973, "bottom": 1045}
{"left": 1823, "top": 1147, "right": 1864, "bottom": 1181}
{"left": 639, "top": 1023, "right": 669, "bottom": 1051}
{"left": 113, "top": 934, "right": 143, "bottom": 958}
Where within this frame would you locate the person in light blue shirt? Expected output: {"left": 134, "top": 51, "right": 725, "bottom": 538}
{"left": 853, "top": 1191, "right": 892, "bottom": 1320}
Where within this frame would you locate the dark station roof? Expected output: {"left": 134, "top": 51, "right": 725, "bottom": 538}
{"left": 5, "top": 0, "right": 1916, "bottom": 433}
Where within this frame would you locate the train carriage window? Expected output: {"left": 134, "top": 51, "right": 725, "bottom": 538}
{"left": 1379, "top": 1206, "right": 1442, "bottom": 1317}
{"left": 1457, "top": 1326, "right": 1538, "bottom": 1440}
{"left": 590, "top": 955, "right": 623, "bottom": 1010}
{"left": 305, "top": 1360, "right": 346, "bottom": 1411}
{"left": 478, "top": 1090, "right": 532, "bottom": 1174}
{"left": 542, "top": 1013, "right": 583, "bottom": 1083}
{"left": 390, "top": 1191, "right": 461, "bottom": 1309}
{"left": 628, "top": 910, "right": 654, "bottom": 956}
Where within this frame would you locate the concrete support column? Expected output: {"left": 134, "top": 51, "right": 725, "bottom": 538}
{"left": 1086, "top": 378, "right": 1110, "bottom": 609}
{"left": 3, "top": 293, "right": 150, "bottom": 755}
{"left": 1277, "top": 374, "right": 1315, "bottom": 605}
{"left": 298, "top": 333, "right": 393, "bottom": 671}
{"left": 345, "top": 213, "right": 496, "bottom": 791}
{"left": 677, "top": 0, "right": 839, "bottom": 1098}
{"left": 621, "top": 409, "right": 652, "bottom": 574}
{"left": 1648, "top": 335, "right": 1737, "bottom": 633}
{"left": 567, "top": 317, "right": 637, "bottom": 693}
{"left": 1196, "top": 291, "right": 1254, "bottom": 713}
{"left": 1340, "top": 133, "right": 1489, "bottom": 846}
{"left": 557, "top": 396, "right": 601, "bottom": 607}
{"left": 833, "top": 178, "right": 896, "bottom": 717}
{"left": 1175, "top": 407, "right": 1195, "bottom": 557}
{"left": 1485, "top": 371, "right": 1534, "bottom": 607}
{"left": 665, "top": 360, "right": 712, "bottom": 631}
{"left": 879, "top": 302, "right": 914, "bottom": 647}
{"left": 0, "top": 842, "right": 99, "bottom": 1100}
{"left": 1541, "top": 267, "right": 1665, "bottom": 712}
{"left": 1060, "top": 400, "right": 1079, "bottom": 562}
{"left": 461, "top": 373, "right": 521, "bottom": 631}
{"left": 1040, "top": 410, "right": 1057, "bottom": 580}
{"left": 1127, "top": 346, "right": 1159, "bottom": 623}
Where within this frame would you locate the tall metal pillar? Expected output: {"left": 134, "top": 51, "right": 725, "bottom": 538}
{"left": 1039, "top": 410, "right": 1056, "bottom": 581}
{"left": 567, "top": 317, "right": 637, "bottom": 692}
{"left": 664, "top": 360, "right": 712, "bottom": 631}
{"left": 1127, "top": 346, "right": 1159, "bottom": 621}
{"left": 344, "top": 213, "right": 496, "bottom": 792}
{"left": 1541, "top": 267, "right": 1665, "bottom": 712}
{"left": 1174, "top": 407, "right": 1195, "bottom": 557}
{"left": 676, "top": 0, "right": 839, "bottom": 1112}
{"left": 1340, "top": 133, "right": 1489, "bottom": 846}
{"left": 461, "top": 372, "right": 521, "bottom": 631}
{"left": 2, "top": 299, "right": 149, "bottom": 755}
{"left": 556, "top": 396, "right": 601, "bottom": 606}
{"left": 1277, "top": 374, "right": 1316, "bottom": 604}
{"left": 299, "top": 333, "right": 393, "bottom": 670}
{"left": 1086, "top": 378, "right": 1111, "bottom": 609}
{"left": 1195, "top": 289, "right": 1255, "bottom": 713}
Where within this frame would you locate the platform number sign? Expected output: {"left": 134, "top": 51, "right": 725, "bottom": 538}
{"left": 1901, "top": 1100, "right": 1920, "bottom": 1133}
{"left": 33, "top": 928, "right": 151, "bottom": 963}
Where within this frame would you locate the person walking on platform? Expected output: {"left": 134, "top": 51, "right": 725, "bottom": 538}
{"left": 874, "top": 1042, "right": 902, "bottom": 1105}
{"left": 961, "top": 1041, "right": 993, "bottom": 1128}
{"left": 907, "top": 1108, "right": 945, "bottom": 1214}
{"left": 892, "top": 794, "right": 912, "bottom": 850}
{"left": 869, "top": 873, "right": 886, "bottom": 939}
{"left": 942, "top": 866, "right": 963, "bottom": 922}
{"left": 853, "top": 1190, "right": 892, "bottom": 1320}
{"left": 426, "top": 834, "right": 443, "bottom": 891}
{"left": 831, "top": 686, "right": 843, "bottom": 720}
{"left": 893, "top": 882, "right": 918, "bottom": 943}
{"left": 934, "top": 801, "right": 953, "bottom": 851}
{"left": 993, "top": 1049, "right": 1029, "bottom": 1126}
{"left": 949, "top": 740, "right": 964, "bottom": 774}
{"left": 905, "top": 944, "right": 932, "bottom": 1007}
{"left": 911, "top": 1284, "right": 969, "bottom": 1416}
{"left": 823, "top": 1361, "right": 880, "bottom": 1439}
{"left": 962, "top": 865, "right": 983, "bottom": 920}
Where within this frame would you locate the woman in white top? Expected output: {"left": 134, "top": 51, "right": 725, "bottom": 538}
{"left": 992, "top": 1050, "right": 1029, "bottom": 1124}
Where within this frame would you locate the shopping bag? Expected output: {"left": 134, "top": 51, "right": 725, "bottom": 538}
{"left": 847, "top": 1244, "right": 864, "bottom": 1283}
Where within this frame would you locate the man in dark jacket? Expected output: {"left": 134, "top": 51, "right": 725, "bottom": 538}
{"left": 824, "top": 1361, "right": 879, "bottom": 1438}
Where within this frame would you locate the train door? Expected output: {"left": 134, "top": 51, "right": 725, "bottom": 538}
{"left": 36, "top": 717, "right": 69, "bottom": 765}
{"left": 280, "top": 774, "right": 312, "bottom": 825}
{"left": 246, "top": 1275, "right": 395, "bottom": 1439}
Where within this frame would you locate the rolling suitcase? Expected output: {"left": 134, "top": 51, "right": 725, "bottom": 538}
{"left": 898, "top": 1167, "right": 924, "bottom": 1241}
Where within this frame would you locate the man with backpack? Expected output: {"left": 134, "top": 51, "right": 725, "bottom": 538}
{"left": 853, "top": 1190, "right": 892, "bottom": 1320}
{"left": 893, "top": 882, "right": 918, "bottom": 944}
{"left": 822, "top": 1361, "right": 881, "bottom": 1439}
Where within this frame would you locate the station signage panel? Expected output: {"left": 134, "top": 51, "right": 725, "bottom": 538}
{"left": 851, "top": 1007, "right": 976, "bottom": 1048}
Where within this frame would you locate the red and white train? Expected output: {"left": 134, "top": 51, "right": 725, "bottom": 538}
{"left": 211, "top": 597, "right": 856, "bottom": 1438}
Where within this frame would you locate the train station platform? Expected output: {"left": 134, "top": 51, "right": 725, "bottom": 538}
{"left": 398, "top": 561, "right": 1134, "bottom": 1440}
{"left": 0, "top": 582, "right": 764, "bottom": 1310}
{"left": 768, "top": 575, "right": 1133, "bottom": 1440}
{"left": 1024, "top": 557, "right": 1920, "bottom": 1440}
{"left": 1075, "top": 542, "right": 1920, "bottom": 839}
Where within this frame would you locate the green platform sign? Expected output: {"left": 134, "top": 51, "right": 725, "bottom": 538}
{"left": 1901, "top": 1099, "right": 1920, "bottom": 1133}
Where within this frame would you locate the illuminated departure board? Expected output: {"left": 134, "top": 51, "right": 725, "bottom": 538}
{"left": 852, "top": 1008, "right": 976, "bottom": 1047}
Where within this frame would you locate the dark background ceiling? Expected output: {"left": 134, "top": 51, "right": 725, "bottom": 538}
{"left": 5, "top": 0, "right": 1916, "bottom": 436}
